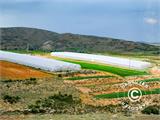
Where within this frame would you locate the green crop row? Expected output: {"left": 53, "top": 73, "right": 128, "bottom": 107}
{"left": 138, "top": 78, "right": 160, "bottom": 83}
{"left": 94, "top": 88, "right": 160, "bottom": 99}
{"left": 66, "top": 75, "right": 113, "bottom": 80}
{"left": 57, "top": 58, "right": 148, "bottom": 77}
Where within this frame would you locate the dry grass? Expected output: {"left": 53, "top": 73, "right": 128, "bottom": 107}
{"left": 0, "top": 77, "right": 80, "bottom": 112}
{"left": 1, "top": 113, "right": 160, "bottom": 120}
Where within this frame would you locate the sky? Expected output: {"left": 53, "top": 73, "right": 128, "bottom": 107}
{"left": 0, "top": 0, "right": 160, "bottom": 43}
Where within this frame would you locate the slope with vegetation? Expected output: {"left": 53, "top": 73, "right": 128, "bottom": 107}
{"left": 1, "top": 27, "right": 160, "bottom": 55}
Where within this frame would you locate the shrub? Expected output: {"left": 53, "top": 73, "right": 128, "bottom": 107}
{"left": 142, "top": 105, "right": 159, "bottom": 115}
{"left": 2, "top": 78, "right": 37, "bottom": 85}
{"left": 24, "top": 78, "right": 37, "bottom": 84}
{"left": 30, "top": 77, "right": 36, "bottom": 81}
{"left": 2, "top": 95, "right": 21, "bottom": 104}
{"left": 28, "top": 104, "right": 41, "bottom": 113}
{"left": 28, "top": 92, "right": 79, "bottom": 114}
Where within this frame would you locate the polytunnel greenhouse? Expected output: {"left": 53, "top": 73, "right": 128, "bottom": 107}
{"left": 0, "top": 51, "right": 81, "bottom": 72}
{"left": 51, "top": 52, "right": 151, "bottom": 70}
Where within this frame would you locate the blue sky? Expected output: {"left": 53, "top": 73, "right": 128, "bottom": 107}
{"left": 0, "top": 0, "right": 160, "bottom": 43}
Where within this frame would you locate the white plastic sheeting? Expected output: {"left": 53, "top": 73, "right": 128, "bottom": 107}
{"left": 0, "top": 51, "right": 81, "bottom": 72}
{"left": 51, "top": 52, "right": 151, "bottom": 70}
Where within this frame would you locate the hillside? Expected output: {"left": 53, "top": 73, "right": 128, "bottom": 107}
{"left": 150, "top": 43, "right": 160, "bottom": 47}
{"left": 0, "top": 27, "right": 160, "bottom": 54}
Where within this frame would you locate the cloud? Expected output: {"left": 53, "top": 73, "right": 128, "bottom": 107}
{"left": 145, "top": 18, "right": 159, "bottom": 25}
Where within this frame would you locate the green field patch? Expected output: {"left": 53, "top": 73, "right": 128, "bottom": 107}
{"left": 55, "top": 58, "right": 148, "bottom": 77}
{"left": 138, "top": 78, "right": 160, "bottom": 83}
{"left": 66, "top": 75, "right": 113, "bottom": 80}
{"left": 94, "top": 88, "right": 160, "bottom": 99}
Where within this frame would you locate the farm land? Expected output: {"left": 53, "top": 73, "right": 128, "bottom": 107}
{"left": 37, "top": 52, "right": 160, "bottom": 107}
{"left": 0, "top": 51, "right": 160, "bottom": 120}
{"left": 0, "top": 61, "right": 53, "bottom": 80}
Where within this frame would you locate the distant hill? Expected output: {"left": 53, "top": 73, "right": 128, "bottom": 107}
{"left": 150, "top": 43, "right": 160, "bottom": 47}
{"left": 0, "top": 27, "right": 160, "bottom": 55}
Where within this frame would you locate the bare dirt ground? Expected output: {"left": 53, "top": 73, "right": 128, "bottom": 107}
{"left": 150, "top": 67, "right": 160, "bottom": 75}
{"left": 64, "top": 70, "right": 114, "bottom": 78}
{"left": 64, "top": 77, "right": 122, "bottom": 86}
{"left": 0, "top": 61, "right": 53, "bottom": 80}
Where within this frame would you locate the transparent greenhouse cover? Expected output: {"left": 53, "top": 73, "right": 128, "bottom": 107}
{"left": 52, "top": 52, "right": 151, "bottom": 70}
{"left": 0, "top": 51, "right": 81, "bottom": 72}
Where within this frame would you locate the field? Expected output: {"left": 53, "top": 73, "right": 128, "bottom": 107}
{"left": 94, "top": 88, "right": 160, "bottom": 99}
{"left": 63, "top": 72, "right": 160, "bottom": 106}
{"left": 0, "top": 75, "right": 81, "bottom": 117}
{"left": 48, "top": 53, "right": 160, "bottom": 107}
{"left": 0, "top": 51, "right": 160, "bottom": 119}
{"left": 0, "top": 61, "right": 53, "bottom": 80}
{"left": 53, "top": 57, "right": 148, "bottom": 77}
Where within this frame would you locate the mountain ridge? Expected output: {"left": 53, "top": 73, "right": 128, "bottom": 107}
{"left": 0, "top": 27, "right": 160, "bottom": 55}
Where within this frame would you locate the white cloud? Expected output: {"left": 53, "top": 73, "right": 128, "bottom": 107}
{"left": 145, "top": 18, "right": 159, "bottom": 25}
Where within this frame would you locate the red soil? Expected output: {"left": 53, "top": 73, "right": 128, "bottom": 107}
{"left": 0, "top": 61, "right": 53, "bottom": 80}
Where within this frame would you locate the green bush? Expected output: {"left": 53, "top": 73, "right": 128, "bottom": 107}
{"left": 27, "top": 93, "right": 122, "bottom": 114}
{"left": 2, "top": 95, "right": 21, "bottom": 104}
{"left": 142, "top": 105, "right": 159, "bottom": 115}
{"left": 30, "top": 77, "right": 36, "bottom": 81}
{"left": 1, "top": 78, "right": 37, "bottom": 84}
{"left": 28, "top": 92, "right": 79, "bottom": 114}
{"left": 28, "top": 104, "right": 46, "bottom": 113}
{"left": 24, "top": 78, "right": 37, "bottom": 84}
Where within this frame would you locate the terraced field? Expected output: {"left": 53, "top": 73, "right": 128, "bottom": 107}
{"left": 32, "top": 54, "right": 158, "bottom": 107}
{"left": 64, "top": 70, "right": 160, "bottom": 106}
